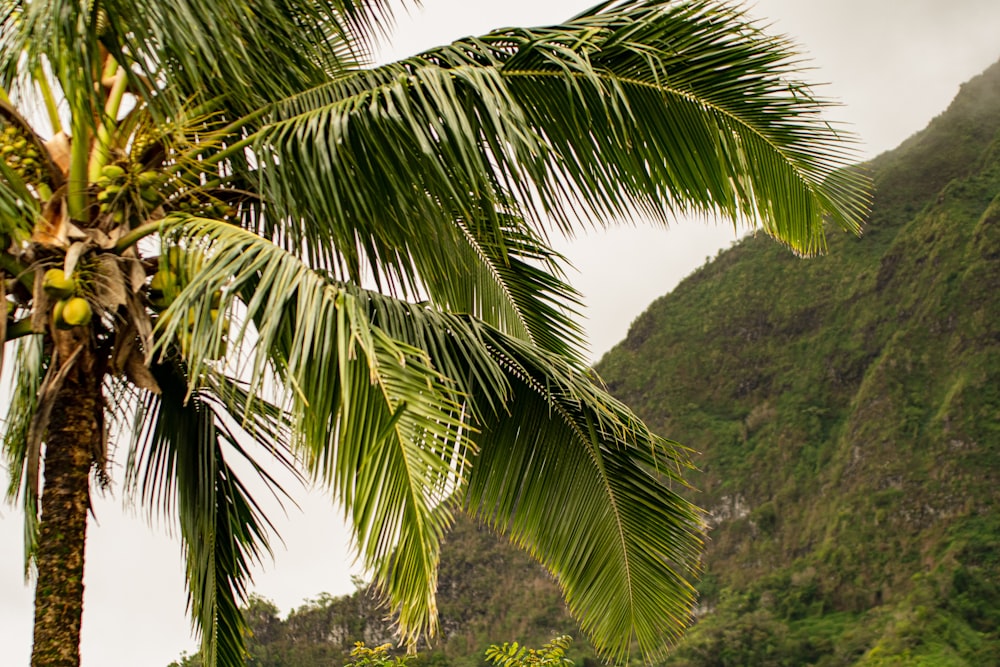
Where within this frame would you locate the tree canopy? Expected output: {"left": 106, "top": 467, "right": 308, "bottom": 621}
{"left": 0, "top": 1, "right": 869, "bottom": 665}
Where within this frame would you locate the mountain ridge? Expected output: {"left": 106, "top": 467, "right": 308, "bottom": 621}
{"left": 594, "top": 55, "right": 1000, "bottom": 665}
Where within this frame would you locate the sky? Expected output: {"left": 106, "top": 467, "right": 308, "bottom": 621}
{"left": 2, "top": 1, "right": 1000, "bottom": 665}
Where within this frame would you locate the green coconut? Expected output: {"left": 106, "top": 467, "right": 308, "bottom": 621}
{"left": 43, "top": 268, "right": 76, "bottom": 299}
{"left": 57, "top": 297, "right": 92, "bottom": 328}
{"left": 148, "top": 269, "right": 179, "bottom": 310}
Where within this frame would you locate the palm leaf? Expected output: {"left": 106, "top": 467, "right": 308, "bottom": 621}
{"left": 154, "top": 215, "right": 473, "bottom": 643}
{"left": 414, "top": 202, "right": 588, "bottom": 361}
{"left": 96, "top": 0, "right": 392, "bottom": 118}
{"left": 1, "top": 334, "right": 45, "bottom": 575}
{"left": 255, "top": 58, "right": 546, "bottom": 286}
{"left": 156, "top": 215, "right": 702, "bottom": 657}
{"left": 126, "top": 358, "right": 291, "bottom": 667}
{"left": 462, "top": 329, "right": 702, "bottom": 662}
{"left": 0, "top": 0, "right": 108, "bottom": 136}
{"left": 255, "top": 0, "right": 869, "bottom": 281}
{"left": 0, "top": 153, "right": 41, "bottom": 239}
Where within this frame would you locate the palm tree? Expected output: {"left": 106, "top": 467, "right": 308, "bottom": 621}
{"left": 0, "top": 1, "right": 869, "bottom": 666}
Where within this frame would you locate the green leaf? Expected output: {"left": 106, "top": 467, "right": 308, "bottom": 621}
{"left": 464, "top": 330, "right": 703, "bottom": 661}
{"left": 1, "top": 335, "right": 45, "bottom": 576}
{"left": 127, "top": 358, "right": 291, "bottom": 667}
{"left": 254, "top": 0, "right": 869, "bottom": 284}
{"left": 157, "top": 215, "right": 702, "bottom": 658}
{"left": 156, "top": 216, "right": 476, "bottom": 643}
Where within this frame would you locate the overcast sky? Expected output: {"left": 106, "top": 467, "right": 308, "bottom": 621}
{"left": 2, "top": 2, "right": 1000, "bottom": 665}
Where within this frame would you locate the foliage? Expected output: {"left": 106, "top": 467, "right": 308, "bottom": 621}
{"left": 169, "top": 516, "right": 594, "bottom": 667}
{"left": 0, "top": 1, "right": 869, "bottom": 665}
{"left": 346, "top": 642, "right": 415, "bottom": 667}
{"left": 597, "top": 59, "right": 1000, "bottom": 666}
{"left": 485, "top": 636, "right": 574, "bottom": 667}
{"left": 170, "top": 57, "right": 1000, "bottom": 667}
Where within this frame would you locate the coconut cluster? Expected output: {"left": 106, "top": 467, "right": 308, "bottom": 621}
{"left": 43, "top": 268, "right": 92, "bottom": 329}
{"left": 148, "top": 248, "right": 227, "bottom": 359}
{"left": 95, "top": 162, "right": 167, "bottom": 224}
{"left": 1, "top": 124, "right": 42, "bottom": 183}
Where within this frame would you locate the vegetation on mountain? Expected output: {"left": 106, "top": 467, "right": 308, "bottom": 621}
{"left": 172, "top": 57, "right": 1000, "bottom": 667}
{"left": 169, "top": 518, "right": 591, "bottom": 667}
{"left": 0, "top": 1, "right": 868, "bottom": 665}
{"left": 597, "top": 58, "right": 1000, "bottom": 666}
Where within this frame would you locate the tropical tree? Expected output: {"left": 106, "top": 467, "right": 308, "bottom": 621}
{"left": 0, "top": 0, "right": 869, "bottom": 666}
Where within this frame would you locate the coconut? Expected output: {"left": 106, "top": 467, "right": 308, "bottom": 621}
{"left": 100, "top": 164, "right": 126, "bottom": 180}
{"left": 42, "top": 268, "right": 76, "bottom": 299}
{"left": 58, "top": 297, "right": 92, "bottom": 328}
{"left": 148, "top": 269, "right": 179, "bottom": 310}
{"left": 136, "top": 170, "right": 161, "bottom": 187}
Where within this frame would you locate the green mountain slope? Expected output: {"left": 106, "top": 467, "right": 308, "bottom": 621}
{"left": 596, "top": 59, "right": 1000, "bottom": 666}
{"left": 172, "top": 60, "right": 1000, "bottom": 667}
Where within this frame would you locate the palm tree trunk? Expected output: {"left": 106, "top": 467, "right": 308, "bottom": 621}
{"left": 31, "top": 340, "right": 101, "bottom": 667}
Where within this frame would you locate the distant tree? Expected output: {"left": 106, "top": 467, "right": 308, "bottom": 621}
{"left": 0, "top": 1, "right": 869, "bottom": 666}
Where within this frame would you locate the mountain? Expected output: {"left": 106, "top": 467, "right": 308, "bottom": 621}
{"left": 172, "top": 59, "right": 1000, "bottom": 667}
{"left": 596, "top": 58, "right": 1000, "bottom": 665}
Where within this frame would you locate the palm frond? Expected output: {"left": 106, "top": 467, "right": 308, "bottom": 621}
{"left": 124, "top": 364, "right": 297, "bottom": 524}
{"left": 462, "top": 329, "right": 703, "bottom": 662}
{"left": 255, "top": 58, "right": 545, "bottom": 283}
{"left": 256, "top": 0, "right": 869, "bottom": 269}
{"left": 0, "top": 155, "right": 42, "bottom": 236}
{"left": 98, "top": 0, "right": 369, "bottom": 118}
{"left": 126, "top": 358, "right": 289, "bottom": 667}
{"left": 156, "top": 214, "right": 702, "bottom": 657}
{"left": 0, "top": 0, "right": 104, "bottom": 126}
{"left": 2, "top": 334, "right": 46, "bottom": 575}
{"left": 420, "top": 205, "right": 588, "bottom": 362}
{"left": 155, "top": 215, "right": 473, "bottom": 643}
{"left": 307, "top": 311, "right": 465, "bottom": 641}
{"left": 318, "top": 0, "right": 407, "bottom": 57}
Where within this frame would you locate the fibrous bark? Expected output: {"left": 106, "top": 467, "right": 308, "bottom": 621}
{"left": 31, "top": 332, "right": 101, "bottom": 667}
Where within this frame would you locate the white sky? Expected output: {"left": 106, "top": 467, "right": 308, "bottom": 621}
{"left": 2, "top": 1, "right": 1000, "bottom": 665}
